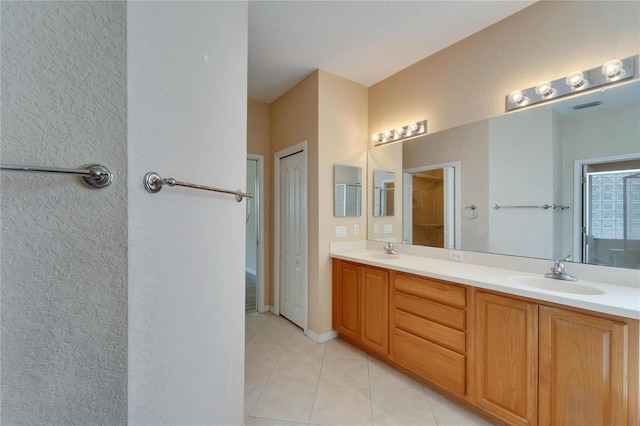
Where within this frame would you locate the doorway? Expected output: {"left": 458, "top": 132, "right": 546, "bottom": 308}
{"left": 403, "top": 163, "right": 460, "bottom": 248}
{"left": 274, "top": 141, "right": 307, "bottom": 330}
{"left": 246, "top": 154, "right": 265, "bottom": 314}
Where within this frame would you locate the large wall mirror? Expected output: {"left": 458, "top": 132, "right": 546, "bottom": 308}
{"left": 368, "top": 80, "right": 640, "bottom": 269}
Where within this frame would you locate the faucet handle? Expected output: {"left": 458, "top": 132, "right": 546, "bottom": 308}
{"left": 562, "top": 255, "right": 573, "bottom": 262}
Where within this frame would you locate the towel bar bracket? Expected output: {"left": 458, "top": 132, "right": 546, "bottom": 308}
{"left": 144, "top": 171, "right": 252, "bottom": 202}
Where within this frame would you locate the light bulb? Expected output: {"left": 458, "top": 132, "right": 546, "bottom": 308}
{"left": 372, "top": 134, "right": 380, "bottom": 142}
{"left": 566, "top": 71, "right": 586, "bottom": 89}
{"left": 508, "top": 90, "right": 526, "bottom": 105}
{"left": 601, "top": 59, "right": 624, "bottom": 80}
{"left": 394, "top": 127, "right": 404, "bottom": 138}
{"left": 535, "top": 81, "right": 555, "bottom": 98}
{"left": 408, "top": 123, "right": 418, "bottom": 131}
{"left": 383, "top": 130, "right": 392, "bottom": 139}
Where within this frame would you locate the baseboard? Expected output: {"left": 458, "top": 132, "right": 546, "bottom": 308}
{"left": 268, "top": 305, "right": 276, "bottom": 315}
{"left": 305, "top": 328, "right": 338, "bottom": 344}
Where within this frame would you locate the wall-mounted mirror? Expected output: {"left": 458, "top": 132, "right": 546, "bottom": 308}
{"left": 373, "top": 170, "right": 395, "bottom": 217}
{"left": 334, "top": 164, "right": 362, "bottom": 217}
{"left": 368, "top": 80, "right": 640, "bottom": 269}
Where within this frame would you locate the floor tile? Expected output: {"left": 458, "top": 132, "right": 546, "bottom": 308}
{"left": 310, "top": 384, "right": 373, "bottom": 426}
{"left": 271, "top": 348, "right": 323, "bottom": 385}
{"left": 245, "top": 346, "right": 283, "bottom": 376}
{"left": 368, "top": 356, "right": 424, "bottom": 396}
{"left": 324, "top": 337, "right": 368, "bottom": 360}
{"left": 319, "top": 355, "right": 370, "bottom": 389}
{"left": 371, "top": 388, "right": 437, "bottom": 426}
{"left": 245, "top": 417, "right": 309, "bottom": 426}
{"left": 286, "top": 331, "right": 327, "bottom": 362}
{"left": 250, "top": 378, "right": 316, "bottom": 423}
{"left": 423, "top": 386, "right": 493, "bottom": 426}
{"left": 245, "top": 374, "right": 269, "bottom": 416}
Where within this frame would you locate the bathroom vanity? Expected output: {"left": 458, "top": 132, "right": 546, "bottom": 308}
{"left": 331, "top": 249, "right": 639, "bottom": 426}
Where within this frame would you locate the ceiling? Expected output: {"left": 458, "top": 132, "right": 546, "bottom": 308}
{"left": 248, "top": 1, "right": 537, "bottom": 104}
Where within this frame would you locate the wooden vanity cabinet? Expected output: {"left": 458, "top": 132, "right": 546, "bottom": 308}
{"left": 475, "top": 290, "right": 638, "bottom": 426}
{"left": 332, "top": 259, "right": 639, "bottom": 426}
{"left": 475, "top": 291, "right": 538, "bottom": 426}
{"left": 539, "top": 306, "right": 634, "bottom": 426}
{"left": 332, "top": 259, "right": 389, "bottom": 356}
{"left": 391, "top": 272, "right": 468, "bottom": 396}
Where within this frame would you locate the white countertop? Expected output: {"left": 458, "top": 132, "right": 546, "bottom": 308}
{"left": 330, "top": 249, "right": 640, "bottom": 320}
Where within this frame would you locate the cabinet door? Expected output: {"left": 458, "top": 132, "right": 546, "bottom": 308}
{"left": 539, "top": 306, "right": 628, "bottom": 426}
{"left": 333, "top": 260, "right": 360, "bottom": 341}
{"left": 475, "top": 292, "right": 538, "bottom": 426}
{"left": 360, "top": 266, "right": 389, "bottom": 355}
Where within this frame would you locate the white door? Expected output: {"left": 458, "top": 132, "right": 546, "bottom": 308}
{"left": 278, "top": 149, "right": 306, "bottom": 328}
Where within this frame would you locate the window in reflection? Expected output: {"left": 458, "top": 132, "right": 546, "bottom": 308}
{"left": 583, "top": 159, "right": 640, "bottom": 268}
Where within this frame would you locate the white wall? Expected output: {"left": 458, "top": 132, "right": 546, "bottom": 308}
{"left": 488, "top": 107, "right": 556, "bottom": 259}
{"left": 1, "top": 2, "right": 127, "bottom": 423}
{"left": 128, "top": 2, "right": 247, "bottom": 424}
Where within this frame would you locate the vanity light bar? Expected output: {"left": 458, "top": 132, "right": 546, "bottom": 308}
{"left": 373, "top": 120, "right": 427, "bottom": 146}
{"left": 505, "top": 55, "right": 637, "bottom": 112}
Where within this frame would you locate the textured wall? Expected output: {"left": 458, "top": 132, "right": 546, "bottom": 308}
{"left": 128, "top": 2, "right": 247, "bottom": 423}
{"left": 1, "top": 2, "right": 128, "bottom": 424}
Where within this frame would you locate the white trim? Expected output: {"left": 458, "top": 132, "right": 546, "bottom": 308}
{"left": 573, "top": 153, "right": 640, "bottom": 262}
{"left": 247, "top": 153, "right": 266, "bottom": 313}
{"left": 305, "top": 328, "right": 338, "bottom": 344}
{"left": 403, "top": 161, "right": 462, "bottom": 249}
{"left": 274, "top": 141, "right": 308, "bottom": 332}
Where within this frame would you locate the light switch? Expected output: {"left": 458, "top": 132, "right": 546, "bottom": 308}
{"left": 373, "top": 224, "right": 379, "bottom": 234}
{"left": 384, "top": 224, "right": 393, "bottom": 234}
{"left": 353, "top": 224, "right": 360, "bottom": 235}
{"left": 335, "top": 226, "right": 347, "bottom": 237}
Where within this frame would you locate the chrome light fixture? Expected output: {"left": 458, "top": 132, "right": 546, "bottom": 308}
{"left": 373, "top": 120, "right": 427, "bottom": 146}
{"left": 506, "top": 55, "right": 636, "bottom": 111}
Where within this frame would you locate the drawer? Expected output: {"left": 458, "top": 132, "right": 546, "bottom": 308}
{"left": 393, "top": 328, "right": 466, "bottom": 396}
{"left": 394, "top": 309, "right": 465, "bottom": 353}
{"left": 394, "top": 272, "right": 466, "bottom": 307}
{"left": 395, "top": 292, "right": 466, "bottom": 330}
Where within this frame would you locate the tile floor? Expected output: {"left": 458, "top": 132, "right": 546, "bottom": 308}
{"left": 245, "top": 312, "right": 494, "bottom": 426}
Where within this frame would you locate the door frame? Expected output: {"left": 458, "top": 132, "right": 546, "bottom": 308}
{"left": 247, "top": 153, "right": 266, "bottom": 313}
{"left": 403, "top": 161, "right": 461, "bottom": 249}
{"left": 273, "top": 141, "right": 308, "bottom": 332}
{"left": 573, "top": 153, "right": 640, "bottom": 262}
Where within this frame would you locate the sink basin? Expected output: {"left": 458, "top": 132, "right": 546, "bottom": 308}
{"left": 507, "top": 276, "right": 605, "bottom": 295}
{"left": 365, "top": 253, "right": 400, "bottom": 261}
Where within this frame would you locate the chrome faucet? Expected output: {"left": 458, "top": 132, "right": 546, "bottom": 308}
{"left": 383, "top": 242, "right": 399, "bottom": 255}
{"left": 545, "top": 256, "right": 577, "bottom": 282}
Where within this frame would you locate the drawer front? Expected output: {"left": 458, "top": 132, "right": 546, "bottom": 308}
{"left": 393, "top": 328, "right": 466, "bottom": 396}
{"left": 394, "top": 309, "right": 465, "bottom": 353}
{"left": 395, "top": 292, "right": 466, "bottom": 330}
{"left": 394, "top": 273, "right": 466, "bottom": 308}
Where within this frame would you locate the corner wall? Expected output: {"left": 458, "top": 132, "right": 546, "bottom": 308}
{"left": 128, "top": 2, "right": 247, "bottom": 424}
{"left": 317, "top": 71, "right": 368, "bottom": 335}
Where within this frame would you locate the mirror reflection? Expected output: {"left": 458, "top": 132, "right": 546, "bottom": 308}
{"left": 334, "top": 164, "right": 362, "bottom": 217}
{"left": 373, "top": 170, "right": 395, "bottom": 217}
{"left": 368, "top": 81, "right": 640, "bottom": 269}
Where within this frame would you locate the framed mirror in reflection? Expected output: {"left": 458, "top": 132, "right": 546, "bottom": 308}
{"left": 368, "top": 80, "right": 640, "bottom": 269}
{"left": 334, "top": 164, "right": 362, "bottom": 217}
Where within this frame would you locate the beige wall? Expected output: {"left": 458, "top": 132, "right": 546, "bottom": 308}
{"left": 317, "top": 70, "right": 368, "bottom": 334}
{"left": 247, "top": 99, "right": 272, "bottom": 305}
{"left": 369, "top": 1, "right": 640, "bottom": 139}
{"left": 269, "top": 71, "right": 320, "bottom": 330}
